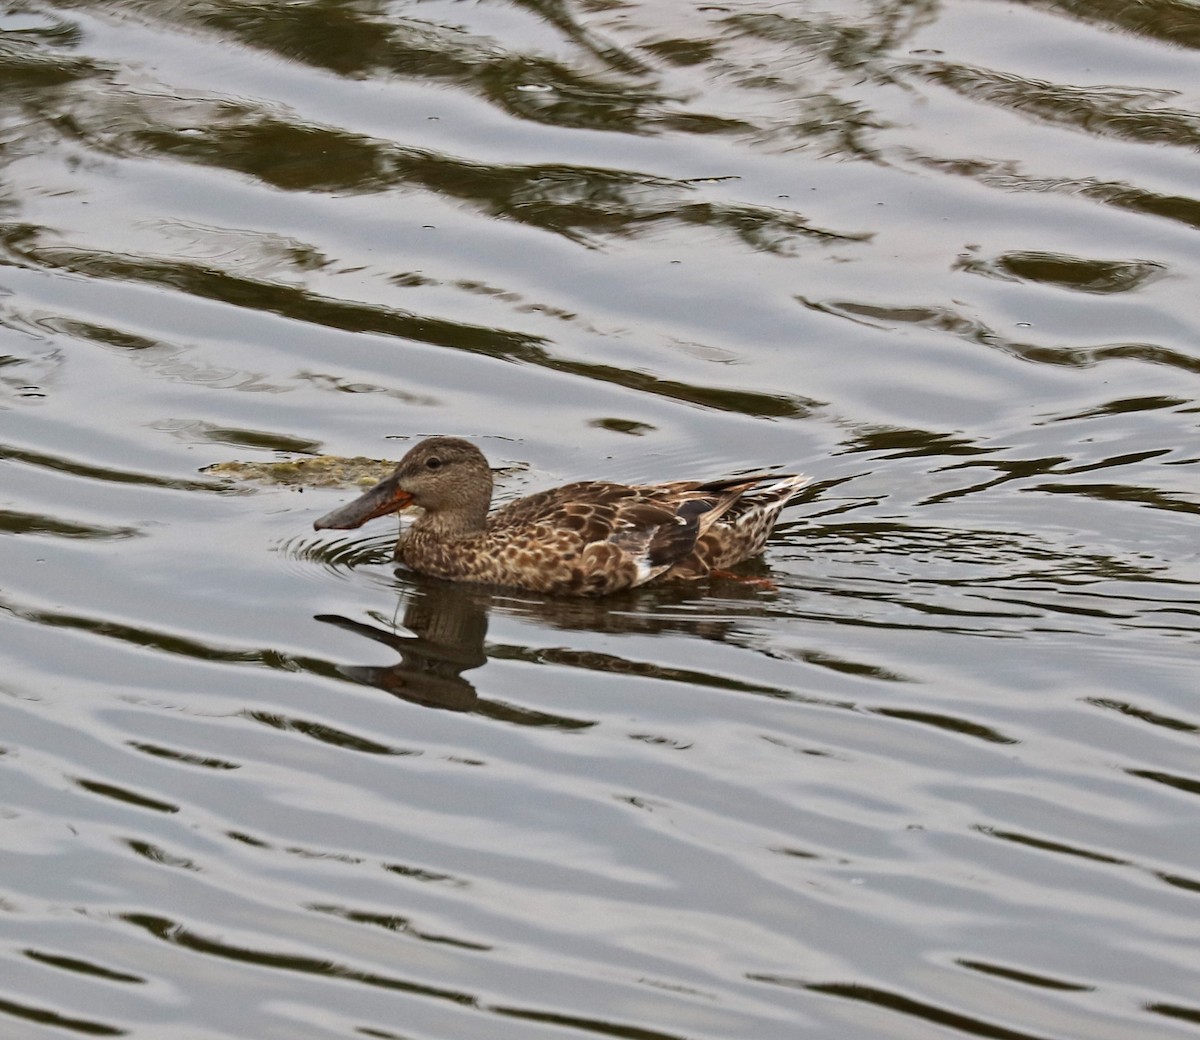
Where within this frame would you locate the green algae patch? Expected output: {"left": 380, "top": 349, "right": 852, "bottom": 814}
{"left": 202, "top": 456, "right": 397, "bottom": 489}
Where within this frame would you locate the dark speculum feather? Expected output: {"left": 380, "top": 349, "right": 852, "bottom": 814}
{"left": 647, "top": 504, "right": 704, "bottom": 567}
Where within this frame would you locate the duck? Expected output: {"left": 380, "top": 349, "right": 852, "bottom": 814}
{"left": 313, "top": 437, "right": 807, "bottom": 596}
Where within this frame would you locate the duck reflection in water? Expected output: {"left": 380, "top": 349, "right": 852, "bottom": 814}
{"left": 316, "top": 568, "right": 790, "bottom": 715}
{"left": 316, "top": 580, "right": 491, "bottom": 712}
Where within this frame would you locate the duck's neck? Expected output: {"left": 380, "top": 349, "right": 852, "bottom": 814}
{"left": 412, "top": 500, "right": 490, "bottom": 540}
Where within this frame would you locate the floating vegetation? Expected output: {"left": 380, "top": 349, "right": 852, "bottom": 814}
{"left": 202, "top": 456, "right": 397, "bottom": 489}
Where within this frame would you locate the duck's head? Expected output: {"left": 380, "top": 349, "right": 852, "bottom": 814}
{"left": 313, "top": 437, "right": 493, "bottom": 531}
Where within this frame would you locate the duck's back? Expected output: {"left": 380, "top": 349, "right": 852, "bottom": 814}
{"left": 401, "top": 474, "right": 806, "bottom": 596}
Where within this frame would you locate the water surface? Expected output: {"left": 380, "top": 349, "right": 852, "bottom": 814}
{"left": 2, "top": 1, "right": 1199, "bottom": 1038}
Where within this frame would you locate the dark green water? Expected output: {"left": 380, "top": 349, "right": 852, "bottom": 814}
{"left": 2, "top": 1, "right": 1198, "bottom": 1038}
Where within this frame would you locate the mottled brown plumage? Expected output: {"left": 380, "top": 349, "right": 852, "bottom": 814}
{"left": 313, "top": 437, "right": 807, "bottom": 596}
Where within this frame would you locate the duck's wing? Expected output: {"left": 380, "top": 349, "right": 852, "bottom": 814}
{"left": 599, "top": 480, "right": 771, "bottom": 588}
{"left": 485, "top": 475, "right": 806, "bottom": 594}
{"left": 668, "top": 473, "right": 809, "bottom": 576}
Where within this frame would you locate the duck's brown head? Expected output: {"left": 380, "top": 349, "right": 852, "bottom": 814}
{"left": 313, "top": 437, "right": 494, "bottom": 532}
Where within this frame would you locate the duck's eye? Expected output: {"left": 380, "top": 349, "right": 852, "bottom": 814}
{"left": 425, "top": 456, "right": 443, "bottom": 470}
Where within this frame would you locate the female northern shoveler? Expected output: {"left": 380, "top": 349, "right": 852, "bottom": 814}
{"left": 313, "top": 437, "right": 807, "bottom": 596}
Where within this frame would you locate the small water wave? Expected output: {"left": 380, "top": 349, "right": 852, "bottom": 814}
{"left": 276, "top": 531, "right": 399, "bottom": 581}
{"left": 770, "top": 519, "right": 1199, "bottom": 639}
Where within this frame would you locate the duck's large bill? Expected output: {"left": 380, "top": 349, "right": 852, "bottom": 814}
{"left": 313, "top": 474, "right": 413, "bottom": 530}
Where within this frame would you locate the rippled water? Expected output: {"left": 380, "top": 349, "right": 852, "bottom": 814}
{"left": 3, "top": 1, "right": 1199, "bottom": 1037}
